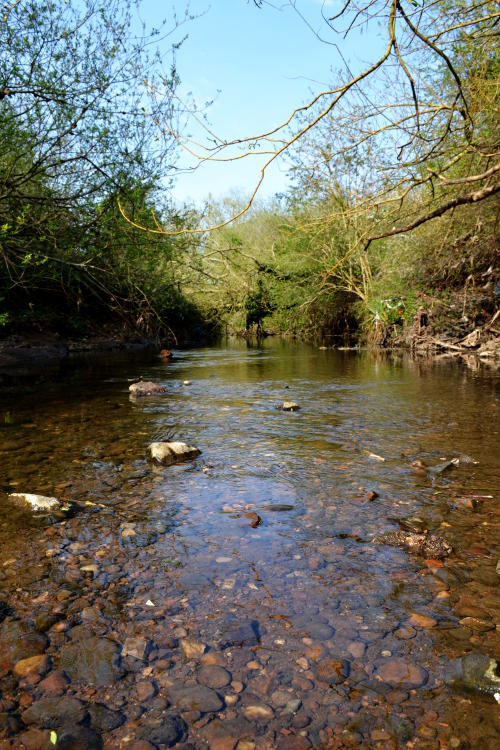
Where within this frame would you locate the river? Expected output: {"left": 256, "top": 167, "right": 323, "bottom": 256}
{"left": 0, "top": 341, "right": 499, "bottom": 749}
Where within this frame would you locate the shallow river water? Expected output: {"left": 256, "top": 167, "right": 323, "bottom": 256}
{"left": 0, "top": 341, "right": 499, "bottom": 750}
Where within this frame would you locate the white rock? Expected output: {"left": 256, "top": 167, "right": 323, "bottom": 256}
{"left": 147, "top": 441, "right": 201, "bottom": 465}
{"left": 8, "top": 493, "right": 60, "bottom": 512}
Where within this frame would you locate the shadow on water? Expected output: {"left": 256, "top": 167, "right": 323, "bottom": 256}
{"left": 0, "top": 340, "right": 499, "bottom": 748}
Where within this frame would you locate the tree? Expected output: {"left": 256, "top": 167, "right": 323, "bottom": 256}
{"left": 124, "top": 0, "right": 498, "bottom": 244}
{"left": 0, "top": 0, "right": 187, "bottom": 207}
{"left": 0, "top": 0, "right": 194, "bottom": 330}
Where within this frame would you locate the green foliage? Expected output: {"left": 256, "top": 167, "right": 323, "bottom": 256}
{"left": 0, "top": 0, "right": 211, "bottom": 341}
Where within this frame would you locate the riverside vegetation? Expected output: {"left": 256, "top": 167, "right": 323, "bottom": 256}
{"left": 0, "top": 0, "right": 498, "bottom": 353}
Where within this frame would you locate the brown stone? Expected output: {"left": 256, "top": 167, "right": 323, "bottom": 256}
{"left": 201, "top": 652, "right": 226, "bottom": 667}
{"left": 347, "top": 642, "right": 365, "bottom": 658}
{"left": 277, "top": 737, "right": 311, "bottom": 750}
{"left": 408, "top": 613, "right": 437, "bottom": 628}
{"left": 18, "top": 728, "right": 50, "bottom": 749}
{"left": 134, "top": 680, "right": 157, "bottom": 702}
{"left": 394, "top": 626, "right": 416, "bottom": 640}
{"left": 39, "top": 670, "right": 69, "bottom": 694}
{"left": 181, "top": 638, "right": 207, "bottom": 659}
{"left": 14, "top": 654, "right": 51, "bottom": 678}
{"left": 458, "top": 616, "right": 495, "bottom": 632}
{"left": 210, "top": 738, "right": 237, "bottom": 750}
{"left": 243, "top": 704, "right": 274, "bottom": 720}
{"left": 375, "top": 658, "right": 428, "bottom": 688}
{"left": 128, "top": 743, "right": 156, "bottom": 750}
{"left": 198, "top": 665, "right": 232, "bottom": 689}
{"left": 371, "top": 729, "right": 391, "bottom": 741}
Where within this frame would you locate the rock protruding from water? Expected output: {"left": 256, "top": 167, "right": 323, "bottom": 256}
{"left": 147, "top": 441, "right": 201, "bottom": 466}
{"left": 376, "top": 530, "right": 452, "bottom": 559}
{"left": 8, "top": 493, "right": 60, "bottom": 512}
{"left": 129, "top": 381, "right": 167, "bottom": 396}
{"left": 446, "top": 653, "right": 500, "bottom": 698}
{"left": 280, "top": 401, "right": 300, "bottom": 411}
{"left": 6, "top": 492, "right": 80, "bottom": 522}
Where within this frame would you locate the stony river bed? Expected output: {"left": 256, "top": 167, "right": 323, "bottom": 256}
{"left": 0, "top": 342, "right": 499, "bottom": 750}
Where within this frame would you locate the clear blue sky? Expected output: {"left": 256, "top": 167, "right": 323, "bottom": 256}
{"left": 139, "top": 1, "right": 384, "bottom": 206}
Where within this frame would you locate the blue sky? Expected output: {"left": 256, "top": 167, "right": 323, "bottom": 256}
{"left": 140, "top": 1, "right": 384, "bottom": 205}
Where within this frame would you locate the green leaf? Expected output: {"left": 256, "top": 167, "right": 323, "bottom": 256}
{"left": 50, "top": 730, "right": 57, "bottom": 745}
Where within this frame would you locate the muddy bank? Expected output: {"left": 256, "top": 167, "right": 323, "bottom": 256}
{"left": 0, "top": 331, "right": 156, "bottom": 383}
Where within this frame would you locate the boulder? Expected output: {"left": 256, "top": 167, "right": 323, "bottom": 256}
{"left": 129, "top": 381, "right": 166, "bottom": 396}
{"left": 8, "top": 493, "right": 60, "bottom": 512}
{"left": 147, "top": 441, "right": 201, "bottom": 466}
{"left": 6, "top": 493, "right": 80, "bottom": 522}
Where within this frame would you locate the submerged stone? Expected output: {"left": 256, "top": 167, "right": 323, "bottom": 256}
{"left": 140, "top": 715, "right": 187, "bottom": 746}
{"left": 171, "top": 685, "right": 224, "bottom": 713}
{"left": 54, "top": 726, "right": 103, "bottom": 750}
{"left": 374, "top": 658, "right": 428, "bottom": 688}
{"left": 217, "top": 619, "right": 260, "bottom": 648}
{"left": 59, "top": 637, "right": 123, "bottom": 686}
{"left": 315, "top": 658, "right": 350, "bottom": 685}
{"left": 0, "top": 619, "right": 48, "bottom": 672}
{"left": 21, "top": 695, "right": 87, "bottom": 727}
{"left": 6, "top": 492, "right": 80, "bottom": 523}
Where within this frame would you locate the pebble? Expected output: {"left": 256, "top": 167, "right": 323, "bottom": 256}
{"left": 173, "top": 685, "right": 224, "bottom": 713}
{"left": 242, "top": 703, "right": 274, "bottom": 720}
{"left": 139, "top": 715, "right": 187, "bottom": 746}
{"left": 181, "top": 638, "right": 207, "bottom": 659}
{"left": 375, "top": 658, "right": 428, "bottom": 687}
{"left": 347, "top": 642, "right": 365, "bottom": 658}
{"left": 198, "top": 665, "right": 232, "bottom": 689}
{"left": 134, "top": 680, "right": 157, "bottom": 702}
{"left": 458, "top": 616, "right": 495, "bottom": 632}
{"left": 395, "top": 626, "right": 417, "bottom": 639}
{"left": 13, "top": 654, "right": 51, "bottom": 678}
{"left": 315, "top": 658, "right": 350, "bottom": 685}
{"left": 409, "top": 613, "right": 437, "bottom": 628}
{"left": 39, "top": 670, "right": 69, "bottom": 694}
{"left": 122, "top": 636, "right": 150, "bottom": 660}
{"left": 201, "top": 652, "right": 226, "bottom": 667}
{"left": 88, "top": 703, "right": 124, "bottom": 731}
